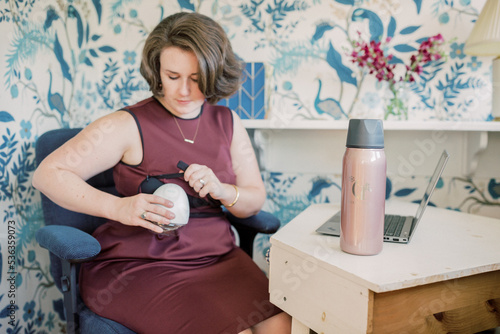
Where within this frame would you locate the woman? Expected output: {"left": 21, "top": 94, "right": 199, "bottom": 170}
{"left": 33, "top": 12, "right": 291, "bottom": 334}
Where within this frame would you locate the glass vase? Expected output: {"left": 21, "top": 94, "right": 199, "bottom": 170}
{"left": 384, "top": 83, "right": 409, "bottom": 120}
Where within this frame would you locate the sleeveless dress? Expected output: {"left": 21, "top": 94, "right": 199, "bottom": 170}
{"left": 79, "top": 97, "right": 281, "bottom": 333}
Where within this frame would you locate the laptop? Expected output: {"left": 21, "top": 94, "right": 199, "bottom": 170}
{"left": 316, "top": 150, "right": 450, "bottom": 244}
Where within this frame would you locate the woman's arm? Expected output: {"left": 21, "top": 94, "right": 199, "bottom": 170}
{"left": 32, "top": 111, "right": 173, "bottom": 233}
{"left": 183, "top": 111, "right": 266, "bottom": 218}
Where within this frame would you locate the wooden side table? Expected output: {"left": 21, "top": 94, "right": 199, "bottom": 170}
{"left": 269, "top": 202, "right": 500, "bottom": 333}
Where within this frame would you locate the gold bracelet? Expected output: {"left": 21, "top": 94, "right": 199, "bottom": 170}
{"left": 225, "top": 185, "right": 239, "bottom": 207}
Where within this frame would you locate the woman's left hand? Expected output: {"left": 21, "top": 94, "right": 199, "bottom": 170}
{"left": 183, "top": 163, "right": 229, "bottom": 201}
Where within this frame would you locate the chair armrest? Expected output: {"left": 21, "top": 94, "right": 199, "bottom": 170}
{"left": 225, "top": 210, "right": 280, "bottom": 234}
{"left": 36, "top": 225, "right": 101, "bottom": 263}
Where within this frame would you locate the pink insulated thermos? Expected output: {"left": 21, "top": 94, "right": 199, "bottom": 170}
{"left": 340, "top": 119, "right": 386, "bottom": 255}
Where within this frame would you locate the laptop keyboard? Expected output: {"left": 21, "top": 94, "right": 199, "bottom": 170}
{"left": 384, "top": 215, "right": 407, "bottom": 236}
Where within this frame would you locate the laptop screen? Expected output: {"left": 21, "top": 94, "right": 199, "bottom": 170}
{"left": 413, "top": 150, "right": 450, "bottom": 223}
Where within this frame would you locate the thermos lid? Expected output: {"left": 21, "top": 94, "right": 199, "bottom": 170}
{"left": 346, "top": 119, "right": 384, "bottom": 148}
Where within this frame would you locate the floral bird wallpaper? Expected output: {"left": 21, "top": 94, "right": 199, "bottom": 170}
{"left": 0, "top": 0, "right": 499, "bottom": 332}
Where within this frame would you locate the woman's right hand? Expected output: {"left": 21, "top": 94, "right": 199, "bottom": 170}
{"left": 113, "top": 194, "right": 175, "bottom": 233}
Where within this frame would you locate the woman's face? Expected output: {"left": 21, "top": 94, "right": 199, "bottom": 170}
{"left": 158, "top": 46, "right": 205, "bottom": 118}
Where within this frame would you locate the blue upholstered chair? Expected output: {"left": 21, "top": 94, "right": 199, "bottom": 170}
{"left": 35, "top": 128, "right": 280, "bottom": 334}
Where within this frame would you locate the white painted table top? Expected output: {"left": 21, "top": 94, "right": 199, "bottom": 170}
{"left": 270, "top": 201, "right": 500, "bottom": 293}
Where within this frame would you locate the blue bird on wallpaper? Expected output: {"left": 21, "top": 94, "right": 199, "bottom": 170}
{"left": 352, "top": 8, "right": 383, "bottom": 42}
{"left": 308, "top": 177, "right": 341, "bottom": 201}
{"left": 314, "top": 78, "right": 346, "bottom": 119}
{"left": 177, "top": 0, "right": 195, "bottom": 11}
{"left": 48, "top": 70, "right": 66, "bottom": 117}
{"left": 488, "top": 179, "right": 500, "bottom": 199}
{"left": 43, "top": 7, "right": 59, "bottom": 31}
{"left": 311, "top": 22, "right": 334, "bottom": 43}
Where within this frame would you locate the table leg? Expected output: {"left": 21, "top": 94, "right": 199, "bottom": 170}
{"left": 291, "top": 317, "right": 310, "bottom": 334}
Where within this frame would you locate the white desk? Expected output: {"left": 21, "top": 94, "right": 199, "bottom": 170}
{"left": 269, "top": 202, "right": 500, "bottom": 333}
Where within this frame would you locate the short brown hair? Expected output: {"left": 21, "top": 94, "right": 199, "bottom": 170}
{"left": 140, "top": 12, "right": 243, "bottom": 104}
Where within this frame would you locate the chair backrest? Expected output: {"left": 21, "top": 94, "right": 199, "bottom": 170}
{"left": 35, "top": 128, "right": 118, "bottom": 290}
